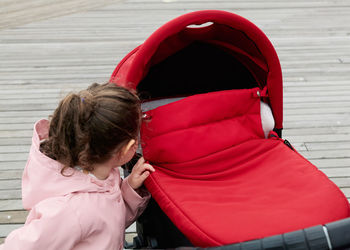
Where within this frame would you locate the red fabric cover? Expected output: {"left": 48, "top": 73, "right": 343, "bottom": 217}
{"left": 110, "top": 10, "right": 283, "bottom": 130}
{"left": 141, "top": 88, "right": 350, "bottom": 247}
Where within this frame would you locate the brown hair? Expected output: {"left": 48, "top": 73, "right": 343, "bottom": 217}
{"left": 40, "top": 82, "right": 141, "bottom": 174}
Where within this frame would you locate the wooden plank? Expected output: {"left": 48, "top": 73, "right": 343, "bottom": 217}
{"left": 0, "top": 64, "right": 114, "bottom": 73}
{"left": 0, "top": 190, "right": 22, "bottom": 200}
{"left": 0, "top": 124, "right": 41, "bottom": 130}
{"left": 284, "top": 90, "right": 350, "bottom": 97}
{"left": 299, "top": 150, "right": 350, "bottom": 160}
{"left": 284, "top": 107, "right": 350, "bottom": 115}
{"left": 0, "top": 153, "right": 28, "bottom": 162}
{"left": 284, "top": 74, "right": 350, "bottom": 81}
{"left": 0, "top": 104, "right": 58, "bottom": 112}
{"left": 0, "top": 162, "right": 26, "bottom": 171}
{"left": 321, "top": 168, "right": 350, "bottom": 178}
{"left": 285, "top": 98, "right": 349, "bottom": 110}
{"left": 284, "top": 96, "right": 350, "bottom": 103}
{"left": 0, "top": 99, "right": 59, "bottom": 105}
{"left": 0, "top": 200, "right": 23, "bottom": 211}
{"left": 0, "top": 82, "right": 94, "bottom": 88}
{"left": 284, "top": 114, "right": 350, "bottom": 122}
{"left": 125, "top": 233, "right": 137, "bottom": 244}
{"left": 331, "top": 177, "right": 350, "bottom": 188}
{"left": 342, "top": 188, "right": 350, "bottom": 197}
{"left": 291, "top": 143, "right": 307, "bottom": 152}
{"left": 305, "top": 142, "right": 350, "bottom": 151}
{"left": 0, "top": 180, "right": 21, "bottom": 190}
{"left": 126, "top": 222, "right": 136, "bottom": 233}
{"left": 284, "top": 127, "right": 350, "bottom": 136}
{"left": 0, "top": 73, "right": 109, "bottom": 81}
{"left": 0, "top": 111, "right": 51, "bottom": 118}
{"left": 0, "top": 224, "right": 22, "bottom": 238}
{"left": 0, "top": 146, "right": 30, "bottom": 154}
{"left": 0, "top": 0, "right": 122, "bottom": 29}
{"left": 283, "top": 80, "right": 350, "bottom": 87}
{"left": 83, "top": 1, "right": 350, "bottom": 10}
{"left": 284, "top": 121, "right": 350, "bottom": 129}
{"left": 0, "top": 94, "right": 60, "bottom": 100}
{"left": 0, "top": 210, "right": 28, "bottom": 224}
{"left": 310, "top": 158, "right": 350, "bottom": 169}
{"left": 285, "top": 134, "right": 350, "bottom": 143}
{"left": 0, "top": 170, "right": 23, "bottom": 180}
{"left": 0, "top": 138, "right": 32, "bottom": 146}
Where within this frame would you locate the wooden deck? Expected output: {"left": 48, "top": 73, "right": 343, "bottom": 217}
{"left": 0, "top": 0, "right": 349, "bottom": 244}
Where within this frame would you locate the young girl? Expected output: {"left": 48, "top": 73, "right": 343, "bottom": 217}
{"left": 0, "top": 83, "right": 155, "bottom": 250}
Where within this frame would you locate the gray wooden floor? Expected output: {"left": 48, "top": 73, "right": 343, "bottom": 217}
{"left": 0, "top": 0, "right": 350, "bottom": 244}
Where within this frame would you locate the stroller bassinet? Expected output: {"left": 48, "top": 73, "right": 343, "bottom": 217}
{"left": 110, "top": 10, "right": 350, "bottom": 249}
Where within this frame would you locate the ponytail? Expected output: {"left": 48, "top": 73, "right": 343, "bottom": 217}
{"left": 40, "top": 83, "right": 141, "bottom": 175}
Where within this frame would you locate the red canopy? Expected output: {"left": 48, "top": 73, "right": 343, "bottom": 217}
{"left": 110, "top": 10, "right": 283, "bottom": 130}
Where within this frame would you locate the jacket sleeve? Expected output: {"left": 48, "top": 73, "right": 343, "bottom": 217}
{"left": 121, "top": 176, "right": 150, "bottom": 228}
{"left": 0, "top": 198, "right": 81, "bottom": 250}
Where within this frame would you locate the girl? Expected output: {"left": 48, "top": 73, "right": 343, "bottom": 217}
{"left": 0, "top": 83, "right": 154, "bottom": 250}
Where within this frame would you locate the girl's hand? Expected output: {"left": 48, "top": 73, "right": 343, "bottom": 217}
{"left": 128, "top": 157, "right": 155, "bottom": 190}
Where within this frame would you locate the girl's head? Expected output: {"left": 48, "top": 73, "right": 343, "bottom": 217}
{"left": 40, "top": 82, "right": 141, "bottom": 173}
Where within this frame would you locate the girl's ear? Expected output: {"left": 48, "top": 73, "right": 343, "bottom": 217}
{"left": 122, "top": 139, "right": 136, "bottom": 156}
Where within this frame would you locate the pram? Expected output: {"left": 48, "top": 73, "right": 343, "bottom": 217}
{"left": 110, "top": 10, "right": 350, "bottom": 249}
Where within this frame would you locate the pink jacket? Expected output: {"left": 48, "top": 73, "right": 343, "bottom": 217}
{"left": 0, "top": 119, "right": 150, "bottom": 250}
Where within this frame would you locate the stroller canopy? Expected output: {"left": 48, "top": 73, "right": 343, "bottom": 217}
{"left": 110, "top": 10, "right": 283, "bottom": 130}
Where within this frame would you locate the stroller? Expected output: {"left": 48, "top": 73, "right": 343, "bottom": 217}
{"left": 110, "top": 10, "right": 350, "bottom": 249}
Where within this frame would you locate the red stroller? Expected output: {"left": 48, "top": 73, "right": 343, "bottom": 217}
{"left": 110, "top": 10, "right": 350, "bottom": 249}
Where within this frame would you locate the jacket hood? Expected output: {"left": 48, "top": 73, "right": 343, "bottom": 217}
{"left": 22, "top": 119, "right": 120, "bottom": 210}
